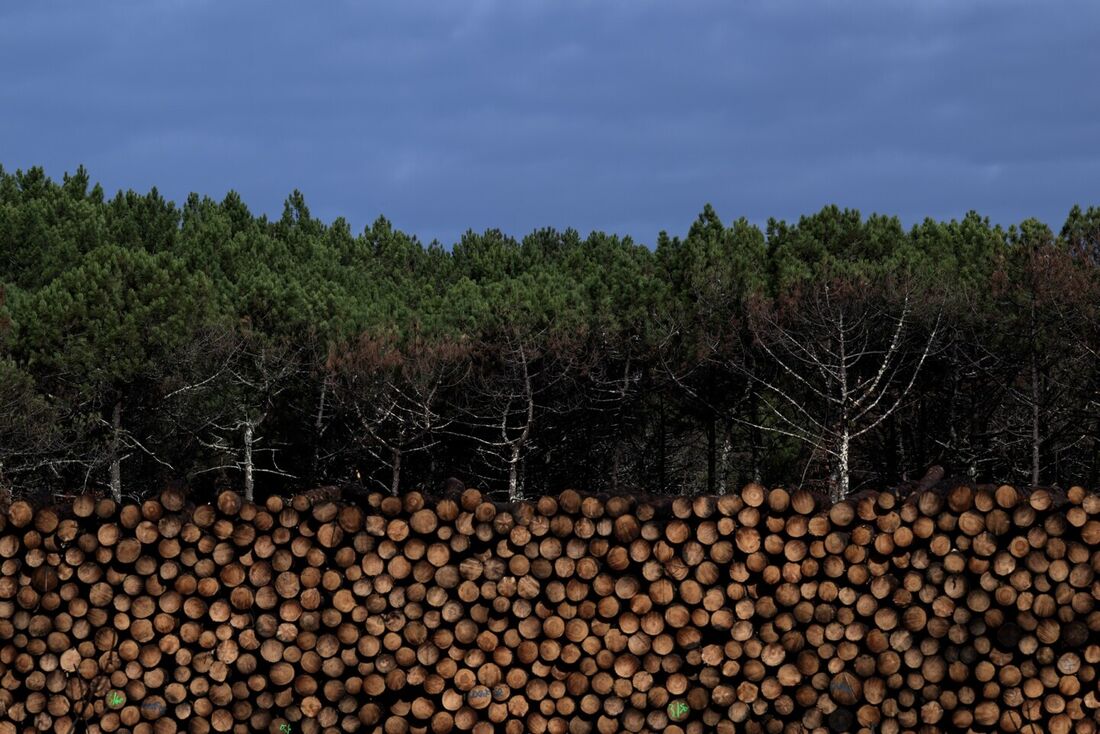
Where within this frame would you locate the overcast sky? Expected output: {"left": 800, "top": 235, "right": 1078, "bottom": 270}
{"left": 1, "top": 1, "right": 1097, "bottom": 246}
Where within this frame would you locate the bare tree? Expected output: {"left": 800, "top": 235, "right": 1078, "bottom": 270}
{"left": 671, "top": 275, "right": 941, "bottom": 502}
{"left": 0, "top": 360, "right": 77, "bottom": 499}
{"left": 1031, "top": 236, "right": 1100, "bottom": 486}
{"left": 992, "top": 228, "right": 1096, "bottom": 487}
{"left": 329, "top": 333, "right": 469, "bottom": 495}
{"left": 445, "top": 329, "right": 580, "bottom": 501}
{"left": 163, "top": 322, "right": 302, "bottom": 501}
{"left": 757, "top": 278, "right": 939, "bottom": 500}
{"left": 572, "top": 333, "right": 644, "bottom": 493}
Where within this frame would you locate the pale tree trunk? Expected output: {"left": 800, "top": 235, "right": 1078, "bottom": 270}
{"left": 717, "top": 420, "right": 732, "bottom": 495}
{"left": 507, "top": 342, "right": 534, "bottom": 502}
{"left": 243, "top": 420, "right": 254, "bottom": 502}
{"left": 390, "top": 447, "right": 402, "bottom": 496}
{"left": 833, "top": 308, "right": 850, "bottom": 504}
{"left": 108, "top": 399, "right": 122, "bottom": 501}
{"left": 508, "top": 445, "right": 521, "bottom": 501}
{"left": 833, "top": 427, "right": 850, "bottom": 504}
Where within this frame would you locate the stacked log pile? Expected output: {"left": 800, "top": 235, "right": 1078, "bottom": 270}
{"left": 0, "top": 481, "right": 1098, "bottom": 734}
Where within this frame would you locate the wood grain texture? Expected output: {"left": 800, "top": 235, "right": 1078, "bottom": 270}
{"left": 0, "top": 482, "right": 1098, "bottom": 733}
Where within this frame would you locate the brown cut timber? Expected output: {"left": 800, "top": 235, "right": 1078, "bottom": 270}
{"left": 0, "top": 482, "right": 1098, "bottom": 732}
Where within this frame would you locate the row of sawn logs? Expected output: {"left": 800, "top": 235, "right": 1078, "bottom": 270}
{"left": 0, "top": 480, "right": 1098, "bottom": 734}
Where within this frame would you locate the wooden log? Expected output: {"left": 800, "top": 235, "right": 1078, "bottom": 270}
{"left": 0, "top": 481, "right": 1097, "bottom": 732}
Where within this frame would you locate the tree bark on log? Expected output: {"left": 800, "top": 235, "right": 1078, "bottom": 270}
{"left": 0, "top": 480, "right": 1098, "bottom": 733}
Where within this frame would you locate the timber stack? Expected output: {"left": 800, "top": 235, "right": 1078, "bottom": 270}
{"left": 0, "top": 481, "right": 1098, "bottom": 734}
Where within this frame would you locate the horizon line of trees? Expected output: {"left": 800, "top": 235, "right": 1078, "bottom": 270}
{"left": 2, "top": 164, "right": 1100, "bottom": 505}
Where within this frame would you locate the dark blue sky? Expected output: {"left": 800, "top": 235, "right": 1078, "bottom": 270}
{"left": 2, "top": 1, "right": 1097, "bottom": 246}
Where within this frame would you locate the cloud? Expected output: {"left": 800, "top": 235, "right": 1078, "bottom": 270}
{"left": 1, "top": 1, "right": 1098, "bottom": 246}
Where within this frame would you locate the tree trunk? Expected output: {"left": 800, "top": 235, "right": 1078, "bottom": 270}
{"left": 834, "top": 305, "right": 850, "bottom": 504}
{"left": 611, "top": 355, "right": 632, "bottom": 494}
{"left": 968, "top": 411, "right": 980, "bottom": 479}
{"left": 897, "top": 415, "right": 909, "bottom": 482}
{"left": 946, "top": 344, "right": 959, "bottom": 463}
{"left": 509, "top": 340, "right": 533, "bottom": 502}
{"left": 832, "top": 427, "right": 850, "bottom": 504}
{"left": 508, "top": 445, "right": 520, "bottom": 501}
{"left": 1091, "top": 400, "right": 1100, "bottom": 490}
{"left": 390, "top": 447, "right": 402, "bottom": 497}
{"left": 108, "top": 399, "right": 122, "bottom": 501}
{"left": 718, "top": 419, "right": 732, "bottom": 495}
{"left": 610, "top": 438, "right": 622, "bottom": 493}
{"left": 884, "top": 411, "right": 907, "bottom": 483}
{"left": 749, "top": 393, "right": 762, "bottom": 483}
{"left": 705, "top": 412, "right": 716, "bottom": 494}
{"left": 243, "top": 421, "right": 254, "bottom": 502}
{"left": 1031, "top": 348, "right": 1041, "bottom": 487}
{"left": 657, "top": 398, "right": 666, "bottom": 494}
{"left": 310, "top": 375, "right": 328, "bottom": 482}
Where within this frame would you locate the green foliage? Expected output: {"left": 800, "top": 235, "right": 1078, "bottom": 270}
{"left": 12, "top": 244, "right": 215, "bottom": 397}
{"left": 766, "top": 206, "right": 920, "bottom": 291}
{"left": 2, "top": 163, "right": 1099, "bottom": 499}
{"left": 0, "top": 165, "right": 106, "bottom": 288}
{"left": 1061, "top": 205, "right": 1100, "bottom": 266}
